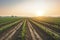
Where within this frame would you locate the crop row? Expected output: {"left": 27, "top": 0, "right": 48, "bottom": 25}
{"left": 32, "top": 18, "right": 60, "bottom": 29}
{"left": 31, "top": 19, "right": 60, "bottom": 33}
{"left": 29, "top": 19, "right": 60, "bottom": 40}
{"left": 0, "top": 20, "right": 21, "bottom": 33}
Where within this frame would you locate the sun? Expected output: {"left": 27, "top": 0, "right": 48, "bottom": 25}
{"left": 36, "top": 10, "right": 44, "bottom": 16}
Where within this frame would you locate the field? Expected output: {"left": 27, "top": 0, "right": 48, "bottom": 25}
{"left": 0, "top": 16, "right": 60, "bottom": 40}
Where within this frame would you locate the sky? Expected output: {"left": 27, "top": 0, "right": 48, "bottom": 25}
{"left": 0, "top": 0, "right": 60, "bottom": 17}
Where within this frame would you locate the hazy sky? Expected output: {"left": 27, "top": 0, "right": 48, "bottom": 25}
{"left": 0, "top": 0, "right": 60, "bottom": 17}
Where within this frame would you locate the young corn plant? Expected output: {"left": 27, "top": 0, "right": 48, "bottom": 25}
{"left": 21, "top": 20, "right": 26, "bottom": 40}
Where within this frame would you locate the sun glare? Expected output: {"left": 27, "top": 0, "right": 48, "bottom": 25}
{"left": 36, "top": 10, "right": 44, "bottom": 16}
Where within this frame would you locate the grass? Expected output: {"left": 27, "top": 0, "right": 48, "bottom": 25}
{"left": 0, "top": 17, "right": 20, "bottom": 25}
{"left": 32, "top": 17, "right": 60, "bottom": 25}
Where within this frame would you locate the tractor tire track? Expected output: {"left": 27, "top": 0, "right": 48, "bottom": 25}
{"left": 27, "top": 20, "right": 43, "bottom": 40}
